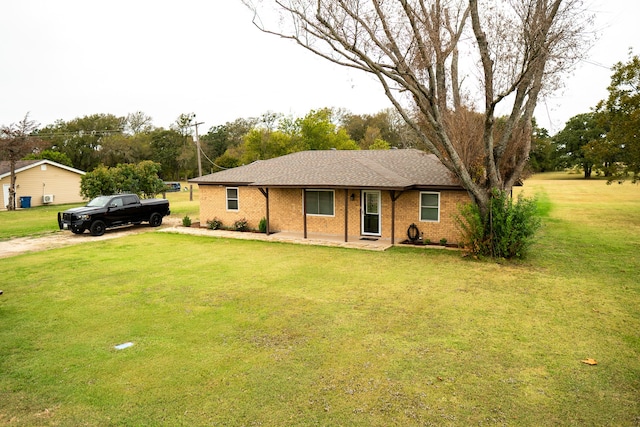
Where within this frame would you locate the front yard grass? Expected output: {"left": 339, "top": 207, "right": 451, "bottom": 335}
{"left": 0, "top": 202, "right": 82, "bottom": 240}
{"left": 0, "top": 174, "right": 638, "bottom": 425}
{"left": 0, "top": 184, "right": 198, "bottom": 240}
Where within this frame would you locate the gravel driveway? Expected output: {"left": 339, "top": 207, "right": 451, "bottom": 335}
{"left": 0, "top": 218, "right": 182, "bottom": 259}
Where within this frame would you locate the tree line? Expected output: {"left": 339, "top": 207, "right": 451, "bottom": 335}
{"left": 3, "top": 51, "right": 638, "bottom": 186}
{"left": 3, "top": 108, "right": 420, "bottom": 180}
{"left": 547, "top": 53, "right": 640, "bottom": 182}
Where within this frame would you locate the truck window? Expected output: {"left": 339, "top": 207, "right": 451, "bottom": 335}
{"left": 124, "top": 195, "right": 138, "bottom": 205}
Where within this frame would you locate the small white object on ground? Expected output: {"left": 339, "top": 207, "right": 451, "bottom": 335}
{"left": 114, "top": 342, "right": 134, "bottom": 350}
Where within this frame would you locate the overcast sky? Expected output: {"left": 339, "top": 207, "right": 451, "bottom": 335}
{"left": 1, "top": 1, "right": 638, "bottom": 134}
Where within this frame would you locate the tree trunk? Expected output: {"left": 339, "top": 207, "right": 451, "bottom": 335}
{"left": 8, "top": 160, "right": 17, "bottom": 211}
{"left": 243, "top": 0, "right": 591, "bottom": 251}
{"left": 584, "top": 164, "right": 592, "bottom": 179}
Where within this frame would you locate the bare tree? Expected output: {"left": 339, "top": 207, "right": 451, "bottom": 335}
{"left": 242, "top": 0, "right": 590, "bottom": 217}
{"left": 0, "top": 113, "right": 45, "bottom": 210}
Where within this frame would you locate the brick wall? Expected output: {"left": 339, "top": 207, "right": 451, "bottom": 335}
{"left": 199, "top": 185, "right": 266, "bottom": 230}
{"left": 198, "top": 185, "right": 470, "bottom": 243}
{"left": 392, "top": 190, "right": 470, "bottom": 244}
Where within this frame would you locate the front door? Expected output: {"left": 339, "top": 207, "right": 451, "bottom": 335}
{"left": 2, "top": 184, "right": 10, "bottom": 210}
{"left": 362, "top": 190, "right": 381, "bottom": 236}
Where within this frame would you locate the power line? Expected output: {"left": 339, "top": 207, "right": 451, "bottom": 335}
{"left": 581, "top": 59, "right": 612, "bottom": 70}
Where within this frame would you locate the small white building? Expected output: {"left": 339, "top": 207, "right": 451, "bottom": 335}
{"left": 0, "top": 160, "right": 86, "bottom": 210}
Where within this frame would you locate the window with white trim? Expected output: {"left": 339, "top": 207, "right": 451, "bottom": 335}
{"left": 226, "top": 187, "right": 239, "bottom": 211}
{"left": 305, "top": 190, "right": 334, "bottom": 216}
{"left": 420, "top": 192, "right": 440, "bottom": 222}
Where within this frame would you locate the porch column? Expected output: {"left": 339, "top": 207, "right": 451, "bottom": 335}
{"left": 344, "top": 189, "right": 349, "bottom": 242}
{"left": 302, "top": 189, "right": 307, "bottom": 239}
{"left": 258, "top": 187, "right": 270, "bottom": 235}
{"left": 390, "top": 190, "right": 403, "bottom": 245}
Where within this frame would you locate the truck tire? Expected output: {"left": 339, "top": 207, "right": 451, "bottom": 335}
{"left": 149, "top": 213, "right": 163, "bottom": 227}
{"left": 90, "top": 220, "right": 106, "bottom": 236}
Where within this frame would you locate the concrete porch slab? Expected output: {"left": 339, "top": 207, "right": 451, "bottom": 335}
{"left": 158, "top": 225, "right": 393, "bottom": 251}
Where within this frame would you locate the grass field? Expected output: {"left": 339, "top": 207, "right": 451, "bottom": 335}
{"left": 0, "top": 174, "right": 638, "bottom": 426}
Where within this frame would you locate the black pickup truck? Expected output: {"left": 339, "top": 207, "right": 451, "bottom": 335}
{"left": 58, "top": 194, "right": 170, "bottom": 236}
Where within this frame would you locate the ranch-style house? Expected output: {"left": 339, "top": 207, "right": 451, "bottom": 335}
{"left": 189, "top": 149, "right": 470, "bottom": 245}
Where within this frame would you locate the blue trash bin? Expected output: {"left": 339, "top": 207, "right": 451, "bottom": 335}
{"left": 19, "top": 196, "right": 32, "bottom": 208}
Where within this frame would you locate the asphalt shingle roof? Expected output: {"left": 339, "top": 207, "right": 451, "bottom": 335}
{"left": 0, "top": 160, "right": 39, "bottom": 176}
{"left": 191, "top": 149, "right": 462, "bottom": 190}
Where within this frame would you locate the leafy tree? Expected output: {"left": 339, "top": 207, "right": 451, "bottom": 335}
{"left": 368, "top": 139, "right": 391, "bottom": 150}
{"left": 529, "top": 122, "right": 555, "bottom": 173}
{"left": 342, "top": 109, "right": 411, "bottom": 149}
{"left": 169, "top": 113, "right": 199, "bottom": 178}
{"left": 581, "top": 134, "right": 620, "bottom": 177}
{"left": 200, "top": 117, "right": 258, "bottom": 162}
{"left": 113, "top": 161, "right": 166, "bottom": 197}
{"left": 0, "top": 113, "right": 46, "bottom": 210}
{"left": 172, "top": 113, "right": 196, "bottom": 137}
{"left": 212, "top": 153, "right": 242, "bottom": 170}
{"left": 80, "top": 161, "right": 164, "bottom": 199}
{"left": 99, "top": 133, "right": 152, "bottom": 167}
{"left": 24, "top": 149, "right": 74, "bottom": 167}
{"left": 149, "top": 128, "right": 184, "bottom": 180}
{"left": 296, "top": 108, "right": 358, "bottom": 150}
{"left": 553, "top": 113, "right": 607, "bottom": 178}
{"left": 124, "top": 111, "right": 154, "bottom": 135}
{"left": 215, "top": 109, "right": 359, "bottom": 167}
{"left": 596, "top": 52, "right": 640, "bottom": 182}
{"left": 241, "top": 129, "right": 297, "bottom": 163}
{"left": 39, "top": 114, "right": 125, "bottom": 172}
{"left": 243, "top": 0, "right": 591, "bottom": 257}
{"left": 80, "top": 165, "right": 117, "bottom": 199}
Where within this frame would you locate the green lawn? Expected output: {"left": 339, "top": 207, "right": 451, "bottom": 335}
{"left": 0, "top": 184, "right": 199, "bottom": 240}
{"left": 0, "top": 174, "right": 639, "bottom": 426}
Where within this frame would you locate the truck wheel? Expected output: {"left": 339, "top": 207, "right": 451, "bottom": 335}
{"left": 149, "top": 213, "right": 163, "bottom": 227}
{"left": 90, "top": 220, "right": 106, "bottom": 236}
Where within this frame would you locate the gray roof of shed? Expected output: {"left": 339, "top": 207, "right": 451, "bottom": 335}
{"left": 190, "top": 149, "right": 462, "bottom": 190}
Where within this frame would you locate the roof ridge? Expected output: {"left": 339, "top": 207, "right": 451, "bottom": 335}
{"left": 352, "top": 156, "right": 413, "bottom": 187}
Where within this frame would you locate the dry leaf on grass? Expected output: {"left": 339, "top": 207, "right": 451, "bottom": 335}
{"left": 581, "top": 358, "right": 598, "bottom": 365}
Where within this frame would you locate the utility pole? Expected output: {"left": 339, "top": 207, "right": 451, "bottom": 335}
{"left": 193, "top": 120, "right": 204, "bottom": 177}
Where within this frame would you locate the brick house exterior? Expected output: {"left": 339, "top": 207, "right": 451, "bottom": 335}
{"left": 190, "top": 149, "right": 470, "bottom": 245}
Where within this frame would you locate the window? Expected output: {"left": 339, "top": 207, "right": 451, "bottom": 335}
{"left": 226, "top": 187, "right": 239, "bottom": 211}
{"left": 124, "top": 195, "right": 138, "bottom": 205}
{"left": 420, "top": 192, "right": 440, "bottom": 222}
{"left": 305, "top": 190, "right": 334, "bottom": 216}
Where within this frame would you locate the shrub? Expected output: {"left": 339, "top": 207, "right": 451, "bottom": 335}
{"left": 233, "top": 218, "right": 249, "bottom": 232}
{"left": 258, "top": 217, "right": 267, "bottom": 233}
{"left": 206, "top": 217, "right": 223, "bottom": 230}
{"left": 456, "top": 190, "right": 541, "bottom": 259}
{"left": 80, "top": 161, "right": 165, "bottom": 199}
{"left": 440, "top": 238, "right": 448, "bottom": 246}
{"left": 182, "top": 215, "right": 192, "bottom": 227}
